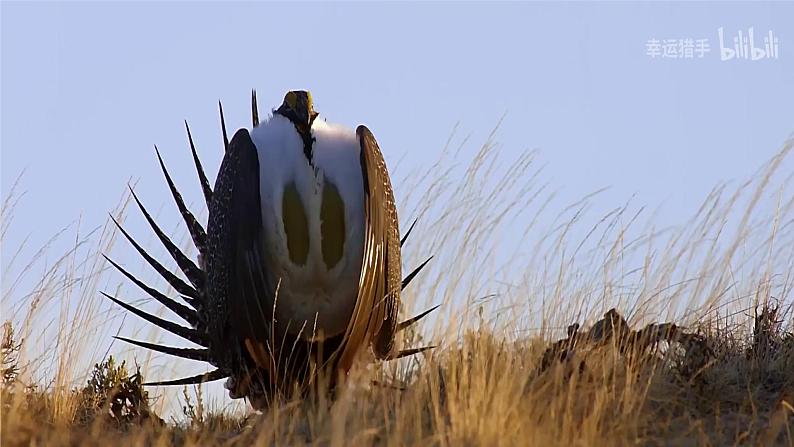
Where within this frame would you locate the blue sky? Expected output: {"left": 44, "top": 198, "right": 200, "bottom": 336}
{"left": 3, "top": 3, "right": 792, "bottom": 254}
{"left": 2, "top": 2, "right": 793, "bottom": 398}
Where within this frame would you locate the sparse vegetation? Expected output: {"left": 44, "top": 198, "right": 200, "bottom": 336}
{"left": 2, "top": 322, "right": 22, "bottom": 385}
{"left": 1, "top": 134, "right": 793, "bottom": 445}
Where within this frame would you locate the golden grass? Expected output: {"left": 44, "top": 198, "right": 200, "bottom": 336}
{"left": 1, "top": 131, "right": 793, "bottom": 446}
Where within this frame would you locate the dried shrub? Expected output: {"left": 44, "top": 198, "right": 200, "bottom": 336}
{"left": 74, "top": 356, "right": 161, "bottom": 428}
{"left": 1, "top": 321, "right": 22, "bottom": 386}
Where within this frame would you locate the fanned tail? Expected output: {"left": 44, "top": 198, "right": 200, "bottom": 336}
{"left": 400, "top": 219, "right": 417, "bottom": 247}
{"left": 252, "top": 90, "right": 259, "bottom": 127}
{"left": 397, "top": 304, "right": 440, "bottom": 332}
{"left": 154, "top": 146, "right": 208, "bottom": 261}
{"left": 103, "top": 255, "right": 199, "bottom": 326}
{"left": 115, "top": 336, "right": 211, "bottom": 361}
{"left": 184, "top": 121, "right": 213, "bottom": 208}
{"left": 386, "top": 345, "right": 435, "bottom": 361}
{"left": 105, "top": 116, "right": 227, "bottom": 388}
{"left": 102, "top": 292, "right": 208, "bottom": 346}
{"left": 144, "top": 369, "right": 228, "bottom": 386}
{"left": 402, "top": 256, "right": 432, "bottom": 291}
{"left": 108, "top": 214, "right": 200, "bottom": 305}
{"left": 219, "top": 100, "right": 229, "bottom": 152}
{"left": 128, "top": 187, "right": 206, "bottom": 290}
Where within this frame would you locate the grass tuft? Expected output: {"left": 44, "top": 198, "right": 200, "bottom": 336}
{"left": 2, "top": 134, "right": 793, "bottom": 445}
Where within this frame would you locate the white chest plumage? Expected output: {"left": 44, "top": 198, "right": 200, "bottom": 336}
{"left": 249, "top": 115, "right": 365, "bottom": 339}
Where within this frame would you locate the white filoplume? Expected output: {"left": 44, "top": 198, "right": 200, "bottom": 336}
{"left": 250, "top": 114, "right": 365, "bottom": 339}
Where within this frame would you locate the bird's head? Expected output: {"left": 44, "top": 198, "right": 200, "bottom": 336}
{"left": 275, "top": 90, "right": 319, "bottom": 130}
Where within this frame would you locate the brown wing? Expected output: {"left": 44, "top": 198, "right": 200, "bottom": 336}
{"left": 336, "top": 126, "right": 402, "bottom": 370}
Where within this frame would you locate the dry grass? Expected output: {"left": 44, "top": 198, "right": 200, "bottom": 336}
{"left": 1, "top": 131, "right": 793, "bottom": 446}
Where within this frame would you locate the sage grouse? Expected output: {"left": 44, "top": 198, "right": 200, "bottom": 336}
{"left": 105, "top": 90, "right": 436, "bottom": 409}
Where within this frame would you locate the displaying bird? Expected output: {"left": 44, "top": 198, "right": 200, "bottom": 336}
{"left": 104, "top": 90, "right": 437, "bottom": 409}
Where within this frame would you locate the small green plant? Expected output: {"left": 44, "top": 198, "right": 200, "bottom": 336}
{"left": 75, "top": 355, "right": 161, "bottom": 427}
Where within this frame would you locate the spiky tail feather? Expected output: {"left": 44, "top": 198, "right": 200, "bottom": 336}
{"left": 154, "top": 146, "right": 208, "bottom": 261}
{"left": 128, "top": 187, "right": 205, "bottom": 290}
